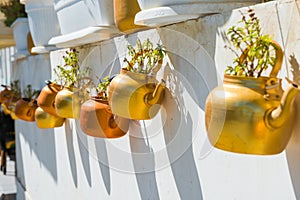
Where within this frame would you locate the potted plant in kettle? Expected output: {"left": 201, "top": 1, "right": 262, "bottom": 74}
{"left": 35, "top": 80, "right": 65, "bottom": 129}
{"left": 14, "top": 84, "right": 40, "bottom": 121}
{"left": 37, "top": 80, "right": 62, "bottom": 116}
{"left": 0, "top": 80, "right": 21, "bottom": 119}
{"left": 109, "top": 38, "right": 166, "bottom": 120}
{"left": 80, "top": 76, "right": 130, "bottom": 138}
{"left": 205, "top": 9, "right": 300, "bottom": 155}
{"left": 54, "top": 48, "right": 90, "bottom": 119}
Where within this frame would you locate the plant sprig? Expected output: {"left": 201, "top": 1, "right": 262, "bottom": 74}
{"left": 54, "top": 48, "right": 91, "bottom": 88}
{"left": 225, "top": 9, "right": 276, "bottom": 78}
{"left": 96, "top": 76, "right": 111, "bottom": 100}
{"left": 23, "top": 84, "right": 40, "bottom": 100}
{"left": 124, "top": 38, "right": 166, "bottom": 74}
{"left": 9, "top": 80, "right": 21, "bottom": 100}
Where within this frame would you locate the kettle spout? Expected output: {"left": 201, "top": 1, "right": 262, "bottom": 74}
{"left": 146, "top": 80, "right": 165, "bottom": 105}
{"left": 266, "top": 81, "right": 300, "bottom": 129}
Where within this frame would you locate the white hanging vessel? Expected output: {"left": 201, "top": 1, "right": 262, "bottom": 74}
{"left": 48, "top": 0, "right": 119, "bottom": 48}
{"left": 135, "top": 0, "right": 262, "bottom": 27}
{"left": 20, "top": 0, "right": 61, "bottom": 53}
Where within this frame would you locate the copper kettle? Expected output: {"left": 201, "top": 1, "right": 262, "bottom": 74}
{"left": 15, "top": 98, "right": 38, "bottom": 122}
{"left": 37, "top": 81, "right": 62, "bottom": 116}
{"left": 80, "top": 95, "right": 130, "bottom": 138}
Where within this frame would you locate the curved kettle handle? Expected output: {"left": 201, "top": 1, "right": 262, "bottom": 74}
{"left": 269, "top": 40, "right": 283, "bottom": 78}
{"left": 239, "top": 40, "right": 283, "bottom": 78}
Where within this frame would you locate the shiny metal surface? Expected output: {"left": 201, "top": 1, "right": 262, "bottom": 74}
{"left": 37, "top": 82, "right": 62, "bottom": 116}
{"left": 108, "top": 69, "right": 165, "bottom": 120}
{"left": 55, "top": 87, "right": 81, "bottom": 119}
{"left": 35, "top": 107, "right": 65, "bottom": 129}
{"left": 80, "top": 97, "right": 129, "bottom": 138}
{"left": 15, "top": 98, "right": 37, "bottom": 122}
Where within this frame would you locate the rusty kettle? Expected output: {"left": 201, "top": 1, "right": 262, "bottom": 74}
{"left": 108, "top": 68, "right": 165, "bottom": 120}
{"left": 205, "top": 42, "right": 300, "bottom": 155}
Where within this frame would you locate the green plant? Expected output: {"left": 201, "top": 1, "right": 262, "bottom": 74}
{"left": 225, "top": 9, "right": 277, "bottom": 78}
{"left": 54, "top": 48, "right": 90, "bottom": 88}
{"left": 96, "top": 76, "right": 111, "bottom": 100}
{"left": 123, "top": 38, "right": 166, "bottom": 74}
{"left": 9, "top": 80, "right": 21, "bottom": 100}
{"left": 22, "top": 84, "right": 40, "bottom": 100}
{"left": 0, "top": 0, "right": 27, "bottom": 27}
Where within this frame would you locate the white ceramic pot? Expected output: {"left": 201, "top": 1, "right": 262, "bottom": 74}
{"left": 54, "top": 0, "right": 115, "bottom": 35}
{"left": 135, "top": 0, "right": 262, "bottom": 26}
{"left": 21, "top": 0, "right": 61, "bottom": 53}
{"left": 49, "top": 0, "right": 118, "bottom": 47}
{"left": 10, "top": 18, "right": 30, "bottom": 57}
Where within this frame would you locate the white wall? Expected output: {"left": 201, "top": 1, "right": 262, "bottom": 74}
{"left": 13, "top": 1, "right": 300, "bottom": 199}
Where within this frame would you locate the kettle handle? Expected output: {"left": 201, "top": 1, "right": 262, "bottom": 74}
{"left": 239, "top": 40, "right": 283, "bottom": 78}
{"left": 269, "top": 40, "right": 283, "bottom": 78}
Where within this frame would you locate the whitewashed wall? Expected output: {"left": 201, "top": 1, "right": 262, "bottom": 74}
{"left": 13, "top": 0, "right": 300, "bottom": 199}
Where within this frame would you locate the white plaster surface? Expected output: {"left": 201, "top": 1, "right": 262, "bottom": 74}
{"left": 9, "top": 1, "right": 300, "bottom": 199}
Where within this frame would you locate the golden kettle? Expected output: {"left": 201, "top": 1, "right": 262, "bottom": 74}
{"left": 55, "top": 87, "right": 81, "bottom": 119}
{"left": 35, "top": 107, "right": 65, "bottom": 129}
{"left": 108, "top": 68, "right": 165, "bottom": 120}
{"left": 205, "top": 42, "right": 300, "bottom": 155}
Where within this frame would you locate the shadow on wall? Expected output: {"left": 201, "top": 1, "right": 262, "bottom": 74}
{"left": 130, "top": 121, "right": 160, "bottom": 200}
{"left": 162, "top": 85, "right": 203, "bottom": 199}
{"left": 158, "top": 26, "right": 222, "bottom": 110}
{"left": 16, "top": 121, "right": 58, "bottom": 187}
{"left": 65, "top": 120, "right": 78, "bottom": 187}
{"left": 95, "top": 138, "right": 111, "bottom": 195}
{"left": 75, "top": 121, "right": 92, "bottom": 187}
{"left": 286, "top": 54, "right": 300, "bottom": 199}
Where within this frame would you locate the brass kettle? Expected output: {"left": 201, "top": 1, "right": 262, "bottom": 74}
{"left": 108, "top": 68, "right": 165, "bottom": 120}
{"left": 205, "top": 42, "right": 300, "bottom": 155}
{"left": 80, "top": 95, "right": 130, "bottom": 138}
{"left": 15, "top": 98, "right": 38, "bottom": 122}
{"left": 35, "top": 107, "right": 65, "bottom": 129}
{"left": 55, "top": 87, "right": 81, "bottom": 119}
{"left": 37, "top": 81, "right": 62, "bottom": 116}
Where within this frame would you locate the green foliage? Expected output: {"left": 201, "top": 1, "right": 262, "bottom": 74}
{"left": 225, "top": 9, "right": 276, "bottom": 78}
{"left": 22, "top": 84, "right": 40, "bottom": 100}
{"left": 54, "top": 48, "right": 90, "bottom": 88}
{"left": 124, "top": 38, "right": 166, "bottom": 74}
{"left": 0, "top": 0, "right": 27, "bottom": 27}
{"left": 9, "top": 80, "right": 21, "bottom": 100}
{"left": 96, "top": 76, "right": 110, "bottom": 99}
